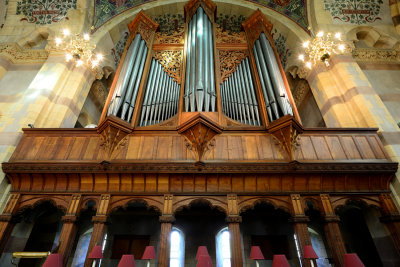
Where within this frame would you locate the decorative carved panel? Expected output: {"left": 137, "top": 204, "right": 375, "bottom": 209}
{"left": 267, "top": 115, "right": 303, "bottom": 161}
{"left": 218, "top": 50, "right": 247, "bottom": 82}
{"left": 154, "top": 50, "right": 183, "bottom": 84}
{"left": 178, "top": 113, "right": 223, "bottom": 162}
{"left": 97, "top": 115, "right": 133, "bottom": 160}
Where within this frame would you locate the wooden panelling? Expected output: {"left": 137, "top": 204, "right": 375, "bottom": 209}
{"left": 8, "top": 129, "right": 393, "bottom": 163}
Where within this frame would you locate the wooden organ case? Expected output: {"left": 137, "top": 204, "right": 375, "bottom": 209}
{"left": 1, "top": 0, "right": 400, "bottom": 267}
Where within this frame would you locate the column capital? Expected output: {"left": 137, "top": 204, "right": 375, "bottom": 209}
{"left": 92, "top": 215, "right": 107, "bottom": 223}
{"left": 0, "top": 214, "right": 12, "bottom": 222}
{"left": 62, "top": 215, "right": 77, "bottom": 223}
{"left": 226, "top": 215, "right": 242, "bottom": 223}
{"left": 289, "top": 215, "right": 309, "bottom": 223}
{"left": 159, "top": 215, "right": 175, "bottom": 223}
{"left": 324, "top": 215, "right": 341, "bottom": 223}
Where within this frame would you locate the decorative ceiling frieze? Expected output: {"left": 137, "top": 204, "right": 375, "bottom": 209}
{"left": 92, "top": 0, "right": 308, "bottom": 32}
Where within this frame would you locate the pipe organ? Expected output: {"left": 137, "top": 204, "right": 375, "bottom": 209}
{"left": 101, "top": 3, "right": 299, "bottom": 129}
{"left": 108, "top": 34, "right": 148, "bottom": 122}
{"left": 220, "top": 58, "right": 261, "bottom": 126}
{"left": 184, "top": 7, "right": 216, "bottom": 112}
{"left": 139, "top": 59, "right": 180, "bottom": 126}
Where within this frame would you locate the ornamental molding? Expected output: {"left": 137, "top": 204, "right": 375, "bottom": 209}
{"left": 0, "top": 43, "right": 48, "bottom": 64}
{"left": 3, "top": 161, "right": 398, "bottom": 174}
{"left": 352, "top": 48, "right": 400, "bottom": 63}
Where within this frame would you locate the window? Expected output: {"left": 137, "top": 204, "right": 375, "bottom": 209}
{"left": 170, "top": 228, "right": 185, "bottom": 267}
{"left": 216, "top": 228, "right": 231, "bottom": 267}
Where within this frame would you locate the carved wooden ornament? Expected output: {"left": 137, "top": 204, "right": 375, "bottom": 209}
{"left": 242, "top": 10, "right": 273, "bottom": 47}
{"left": 97, "top": 115, "right": 133, "bottom": 160}
{"left": 128, "top": 11, "right": 159, "bottom": 47}
{"left": 267, "top": 115, "right": 303, "bottom": 161}
{"left": 178, "top": 113, "right": 223, "bottom": 162}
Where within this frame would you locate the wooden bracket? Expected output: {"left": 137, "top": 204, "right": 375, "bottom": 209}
{"left": 267, "top": 115, "right": 303, "bottom": 161}
{"left": 178, "top": 113, "right": 223, "bottom": 162}
{"left": 97, "top": 116, "right": 133, "bottom": 160}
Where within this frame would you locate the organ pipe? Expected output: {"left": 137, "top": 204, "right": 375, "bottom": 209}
{"left": 220, "top": 58, "right": 261, "bottom": 126}
{"left": 253, "top": 33, "right": 293, "bottom": 121}
{"left": 107, "top": 34, "right": 148, "bottom": 122}
{"left": 184, "top": 7, "right": 216, "bottom": 112}
{"left": 139, "top": 59, "right": 180, "bottom": 126}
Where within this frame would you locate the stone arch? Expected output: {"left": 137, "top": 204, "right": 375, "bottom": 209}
{"left": 238, "top": 196, "right": 292, "bottom": 215}
{"left": 347, "top": 26, "right": 399, "bottom": 49}
{"left": 16, "top": 195, "right": 69, "bottom": 215}
{"left": 107, "top": 196, "right": 163, "bottom": 215}
{"left": 173, "top": 197, "right": 228, "bottom": 215}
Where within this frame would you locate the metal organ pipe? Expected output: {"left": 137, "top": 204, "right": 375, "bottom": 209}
{"left": 256, "top": 33, "right": 293, "bottom": 120}
{"left": 184, "top": 7, "right": 216, "bottom": 112}
{"left": 220, "top": 58, "right": 261, "bottom": 126}
{"left": 108, "top": 34, "right": 147, "bottom": 122}
{"left": 139, "top": 59, "right": 180, "bottom": 126}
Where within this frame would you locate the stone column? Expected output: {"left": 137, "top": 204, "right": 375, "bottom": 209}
{"left": 84, "top": 194, "right": 110, "bottom": 267}
{"left": 320, "top": 194, "right": 346, "bottom": 267}
{"left": 227, "top": 194, "right": 243, "bottom": 267}
{"left": 306, "top": 54, "right": 400, "bottom": 207}
{"left": 158, "top": 194, "right": 174, "bottom": 267}
{"left": 227, "top": 215, "right": 243, "bottom": 267}
{"left": 57, "top": 194, "right": 81, "bottom": 265}
{"left": 290, "top": 194, "right": 312, "bottom": 267}
{"left": 0, "top": 193, "right": 20, "bottom": 254}
{"left": 379, "top": 193, "right": 400, "bottom": 254}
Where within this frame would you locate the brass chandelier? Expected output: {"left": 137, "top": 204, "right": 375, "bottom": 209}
{"left": 55, "top": 29, "right": 103, "bottom": 68}
{"left": 299, "top": 31, "right": 345, "bottom": 69}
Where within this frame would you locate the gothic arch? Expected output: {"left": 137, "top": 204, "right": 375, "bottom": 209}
{"left": 16, "top": 195, "right": 69, "bottom": 215}
{"left": 78, "top": 197, "right": 99, "bottom": 214}
{"left": 173, "top": 197, "right": 228, "bottom": 215}
{"left": 331, "top": 196, "right": 382, "bottom": 213}
{"left": 107, "top": 196, "right": 163, "bottom": 215}
{"left": 238, "top": 196, "right": 292, "bottom": 215}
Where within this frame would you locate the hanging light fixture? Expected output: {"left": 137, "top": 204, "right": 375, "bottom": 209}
{"left": 55, "top": 29, "right": 103, "bottom": 68}
{"left": 298, "top": 31, "right": 346, "bottom": 69}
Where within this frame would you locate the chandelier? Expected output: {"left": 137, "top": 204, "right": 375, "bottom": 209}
{"left": 299, "top": 31, "right": 345, "bottom": 69}
{"left": 55, "top": 29, "right": 103, "bottom": 68}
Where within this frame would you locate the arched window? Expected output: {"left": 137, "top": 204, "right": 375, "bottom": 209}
{"left": 170, "top": 228, "right": 185, "bottom": 267}
{"left": 216, "top": 228, "right": 231, "bottom": 267}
